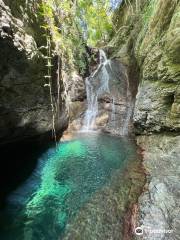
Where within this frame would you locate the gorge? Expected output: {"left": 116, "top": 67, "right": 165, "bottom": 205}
{"left": 0, "top": 0, "right": 180, "bottom": 240}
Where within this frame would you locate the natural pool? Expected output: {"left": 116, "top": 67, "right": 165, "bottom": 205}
{"left": 0, "top": 132, "right": 142, "bottom": 240}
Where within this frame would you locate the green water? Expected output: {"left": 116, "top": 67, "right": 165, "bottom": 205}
{"left": 0, "top": 133, "right": 137, "bottom": 240}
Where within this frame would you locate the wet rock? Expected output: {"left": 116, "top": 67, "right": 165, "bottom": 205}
{"left": 66, "top": 55, "right": 134, "bottom": 135}
{"left": 136, "top": 134, "right": 180, "bottom": 240}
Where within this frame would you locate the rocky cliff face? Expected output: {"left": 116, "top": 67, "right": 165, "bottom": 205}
{"left": 109, "top": 0, "right": 180, "bottom": 239}
{"left": 0, "top": 0, "right": 68, "bottom": 144}
{"left": 136, "top": 134, "right": 180, "bottom": 240}
{"left": 110, "top": 0, "right": 180, "bottom": 134}
{"left": 66, "top": 51, "right": 135, "bottom": 136}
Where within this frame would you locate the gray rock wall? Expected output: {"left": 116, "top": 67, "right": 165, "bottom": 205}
{"left": 110, "top": 0, "right": 180, "bottom": 134}
{"left": 109, "top": 1, "right": 180, "bottom": 239}
{"left": 133, "top": 0, "right": 180, "bottom": 134}
{"left": 0, "top": 0, "right": 68, "bottom": 144}
{"left": 136, "top": 135, "right": 180, "bottom": 240}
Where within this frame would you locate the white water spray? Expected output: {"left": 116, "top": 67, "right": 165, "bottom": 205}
{"left": 82, "top": 50, "right": 110, "bottom": 131}
{"left": 82, "top": 49, "right": 133, "bottom": 135}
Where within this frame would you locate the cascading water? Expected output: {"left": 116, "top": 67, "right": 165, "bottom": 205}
{"left": 99, "top": 49, "right": 107, "bottom": 63}
{"left": 82, "top": 49, "right": 133, "bottom": 135}
{"left": 82, "top": 50, "right": 110, "bottom": 131}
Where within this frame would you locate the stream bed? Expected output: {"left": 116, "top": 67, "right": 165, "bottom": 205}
{"left": 0, "top": 132, "right": 145, "bottom": 240}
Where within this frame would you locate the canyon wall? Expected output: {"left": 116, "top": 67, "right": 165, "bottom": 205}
{"left": 110, "top": 0, "right": 180, "bottom": 133}
{"left": 109, "top": 0, "right": 180, "bottom": 239}
{"left": 67, "top": 0, "right": 180, "bottom": 138}
{"left": 0, "top": 0, "right": 68, "bottom": 145}
{"left": 0, "top": 1, "right": 179, "bottom": 238}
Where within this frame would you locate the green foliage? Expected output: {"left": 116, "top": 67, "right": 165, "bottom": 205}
{"left": 142, "top": 0, "right": 156, "bottom": 25}
{"left": 38, "top": 0, "right": 85, "bottom": 74}
{"left": 77, "top": 0, "right": 113, "bottom": 46}
{"left": 37, "top": 0, "right": 113, "bottom": 74}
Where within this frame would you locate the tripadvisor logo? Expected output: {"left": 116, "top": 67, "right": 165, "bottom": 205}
{"left": 135, "top": 226, "right": 143, "bottom": 236}
{"left": 134, "top": 226, "right": 173, "bottom": 236}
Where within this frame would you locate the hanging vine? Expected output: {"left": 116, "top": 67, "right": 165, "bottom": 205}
{"left": 39, "top": 1, "right": 58, "bottom": 142}
{"left": 36, "top": 0, "right": 114, "bottom": 142}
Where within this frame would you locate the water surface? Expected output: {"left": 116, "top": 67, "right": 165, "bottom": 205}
{"left": 0, "top": 132, "right": 137, "bottom": 240}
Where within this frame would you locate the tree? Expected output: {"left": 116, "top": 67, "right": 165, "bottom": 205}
{"left": 77, "top": 0, "right": 113, "bottom": 46}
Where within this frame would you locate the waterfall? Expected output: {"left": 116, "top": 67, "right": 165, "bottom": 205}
{"left": 82, "top": 50, "right": 110, "bottom": 131}
{"left": 82, "top": 77, "right": 98, "bottom": 130}
{"left": 99, "top": 49, "right": 107, "bottom": 63}
{"left": 82, "top": 49, "right": 133, "bottom": 135}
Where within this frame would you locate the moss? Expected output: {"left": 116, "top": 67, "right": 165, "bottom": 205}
{"left": 141, "top": 0, "right": 156, "bottom": 25}
{"left": 110, "top": 0, "right": 180, "bottom": 133}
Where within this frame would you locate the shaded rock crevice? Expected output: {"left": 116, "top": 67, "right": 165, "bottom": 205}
{"left": 0, "top": 0, "right": 68, "bottom": 145}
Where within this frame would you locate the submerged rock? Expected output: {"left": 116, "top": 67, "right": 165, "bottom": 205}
{"left": 62, "top": 150, "right": 146, "bottom": 240}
